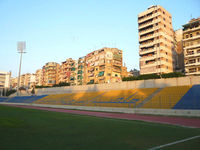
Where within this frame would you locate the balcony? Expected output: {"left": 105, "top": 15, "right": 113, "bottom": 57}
{"left": 184, "top": 52, "right": 200, "bottom": 58}
{"left": 183, "top": 26, "right": 200, "bottom": 33}
{"left": 113, "top": 61, "right": 122, "bottom": 67}
{"left": 139, "top": 26, "right": 160, "bottom": 36}
{"left": 140, "top": 47, "right": 156, "bottom": 55}
{"left": 139, "top": 34, "right": 154, "bottom": 42}
{"left": 138, "top": 13, "right": 159, "bottom": 23}
{"left": 186, "top": 71, "right": 200, "bottom": 75}
{"left": 98, "top": 76, "right": 105, "bottom": 80}
{"left": 113, "top": 68, "right": 121, "bottom": 73}
{"left": 183, "top": 34, "right": 200, "bottom": 42}
{"left": 185, "top": 61, "right": 200, "bottom": 67}
{"left": 184, "top": 43, "right": 200, "bottom": 50}
{"left": 140, "top": 55, "right": 156, "bottom": 61}
{"left": 139, "top": 18, "right": 162, "bottom": 30}
{"left": 139, "top": 41, "right": 155, "bottom": 48}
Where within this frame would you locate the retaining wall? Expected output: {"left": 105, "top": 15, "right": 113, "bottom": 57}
{"left": 35, "top": 76, "right": 200, "bottom": 95}
{"left": 1, "top": 102, "right": 200, "bottom": 117}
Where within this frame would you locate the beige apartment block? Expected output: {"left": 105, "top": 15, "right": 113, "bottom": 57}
{"left": 42, "top": 62, "right": 60, "bottom": 86}
{"left": 174, "top": 29, "right": 184, "bottom": 72}
{"left": 138, "top": 5, "right": 174, "bottom": 75}
{"left": 35, "top": 69, "right": 43, "bottom": 86}
{"left": 11, "top": 77, "right": 18, "bottom": 88}
{"left": 77, "top": 56, "right": 86, "bottom": 85}
{"left": 59, "top": 58, "right": 77, "bottom": 85}
{"left": 183, "top": 17, "right": 200, "bottom": 75}
{"left": 0, "top": 71, "right": 11, "bottom": 89}
{"left": 17, "top": 73, "right": 36, "bottom": 88}
{"left": 85, "top": 47, "right": 122, "bottom": 84}
{"left": 121, "top": 66, "right": 129, "bottom": 78}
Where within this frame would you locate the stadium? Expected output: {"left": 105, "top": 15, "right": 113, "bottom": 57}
{"left": 1, "top": 76, "right": 200, "bottom": 150}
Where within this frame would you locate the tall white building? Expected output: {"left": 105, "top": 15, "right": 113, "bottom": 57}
{"left": 138, "top": 5, "right": 174, "bottom": 74}
{"left": 0, "top": 71, "right": 11, "bottom": 89}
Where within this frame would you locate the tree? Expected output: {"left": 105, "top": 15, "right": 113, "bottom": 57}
{"left": 31, "top": 88, "right": 35, "bottom": 96}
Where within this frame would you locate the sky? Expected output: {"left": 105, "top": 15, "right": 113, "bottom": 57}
{"left": 0, "top": 0, "right": 200, "bottom": 77}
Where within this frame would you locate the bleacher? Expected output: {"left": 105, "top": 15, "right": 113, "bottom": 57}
{"left": 0, "top": 97, "right": 8, "bottom": 102}
{"left": 34, "top": 88, "right": 158, "bottom": 108}
{"left": 91, "top": 88, "right": 158, "bottom": 108}
{"left": 173, "top": 85, "right": 200, "bottom": 110}
{"left": 141, "top": 86, "right": 192, "bottom": 109}
{"left": 34, "top": 91, "right": 106, "bottom": 105}
{"left": 0, "top": 85, "right": 200, "bottom": 110}
{"left": 0, "top": 95, "right": 47, "bottom": 103}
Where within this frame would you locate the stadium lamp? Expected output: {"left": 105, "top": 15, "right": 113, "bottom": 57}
{"left": 17, "top": 41, "right": 26, "bottom": 96}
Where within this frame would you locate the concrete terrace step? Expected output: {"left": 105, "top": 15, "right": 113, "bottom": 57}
{"left": 135, "top": 88, "right": 163, "bottom": 108}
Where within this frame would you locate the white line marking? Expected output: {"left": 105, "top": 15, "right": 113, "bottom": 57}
{"left": 148, "top": 135, "right": 200, "bottom": 150}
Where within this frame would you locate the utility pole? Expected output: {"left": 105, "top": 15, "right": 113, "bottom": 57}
{"left": 17, "top": 41, "right": 26, "bottom": 96}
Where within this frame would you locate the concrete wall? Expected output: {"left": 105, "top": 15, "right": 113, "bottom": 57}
{"left": 36, "top": 76, "right": 200, "bottom": 95}
{"left": 2, "top": 102, "right": 200, "bottom": 117}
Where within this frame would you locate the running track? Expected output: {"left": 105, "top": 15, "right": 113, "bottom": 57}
{"left": 2, "top": 104, "right": 200, "bottom": 128}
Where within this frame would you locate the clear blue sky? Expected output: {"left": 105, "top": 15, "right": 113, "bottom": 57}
{"left": 0, "top": 0, "right": 200, "bottom": 77}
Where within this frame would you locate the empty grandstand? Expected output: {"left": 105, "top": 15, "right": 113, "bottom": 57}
{"left": 1, "top": 85, "right": 200, "bottom": 111}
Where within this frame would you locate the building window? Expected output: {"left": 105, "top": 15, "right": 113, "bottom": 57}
{"left": 157, "top": 65, "right": 161, "bottom": 68}
{"left": 189, "top": 59, "right": 196, "bottom": 64}
{"left": 190, "top": 34, "right": 193, "bottom": 37}
{"left": 164, "top": 25, "right": 166, "bottom": 28}
{"left": 189, "top": 68, "right": 196, "bottom": 73}
{"left": 186, "top": 35, "right": 189, "bottom": 38}
{"left": 188, "top": 51, "right": 194, "bottom": 55}
{"left": 163, "top": 18, "right": 165, "bottom": 21}
{"left": 197, "top": 32, "right": 200, "bottom": 35}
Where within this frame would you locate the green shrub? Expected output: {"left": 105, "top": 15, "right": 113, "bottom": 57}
{"left": 122, "top": 72, "right": 185, "bottom": 81}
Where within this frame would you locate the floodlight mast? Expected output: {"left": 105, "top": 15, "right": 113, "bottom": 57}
{"left": 17, "top": 42, "right": 26, "bottom": 96}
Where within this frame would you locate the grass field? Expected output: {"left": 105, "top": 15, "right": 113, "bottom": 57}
{"left": 0, "top": 105, "right": 200, "bottom": 150}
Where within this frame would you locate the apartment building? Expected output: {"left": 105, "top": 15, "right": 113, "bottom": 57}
{"left": 174, "top": 29, "right": 185, "bottom": 72}
{"left": 11, "top": 77, "right": 18, "bottom": 88}
{"left": 138, "top": 5, "right": 174, "bottom": 74}
{"left": 85, "top": 47, "right": 122, "bottom": 84}
{"left": 35, "top": 69, "right": 43, "bottom": 86}
{"left": 59, "top": 58, "right": 77, "bottom": 85}
{"left": 42, "top": 62, "right": 60, "bottom": 86}
{"left": 121, "top": 66, "right": 129, "bottom": 78}
{"left": 0, "top": 71, "right": 11, "bottom": 89}
{"left": 17, "top": 73, "right": 36, "bottom": 88}
{"left": 183, "top": 17, "right": 200, "bottom": 75}
{"left": 77, "top": 56, "right": 86, "bottom": 85}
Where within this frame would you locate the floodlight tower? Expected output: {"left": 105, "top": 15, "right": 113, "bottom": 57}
{"left": 17, "top": 41, "right": 26, "bottom": 96}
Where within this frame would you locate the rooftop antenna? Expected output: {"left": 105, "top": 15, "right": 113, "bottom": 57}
{"left": 17, "top": 41, "right": 26, "bottom": 96}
